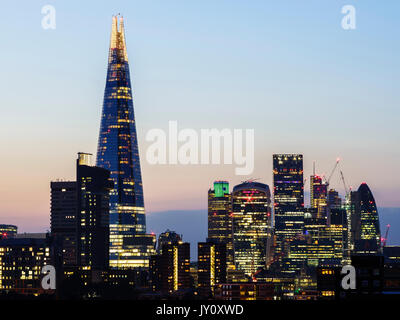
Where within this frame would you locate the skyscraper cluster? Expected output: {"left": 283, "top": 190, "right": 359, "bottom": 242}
{"left": 193, "top": 154, "right": 384, "bottom": 299}
{"left": 0, "top": 16, "right": 397, "bottom": 301}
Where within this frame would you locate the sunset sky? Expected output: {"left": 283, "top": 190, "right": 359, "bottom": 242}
{"left": 0, "top": 0, "right": 399, "bottom": 232}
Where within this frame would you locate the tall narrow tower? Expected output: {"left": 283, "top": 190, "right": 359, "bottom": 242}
{"left": 273, "top": 154, "right": 304, "bottom": 259}
{"left": 97, "top": 16, "right": 148, "bottom": 268}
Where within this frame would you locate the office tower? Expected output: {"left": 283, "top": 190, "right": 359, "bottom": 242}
{"left": 0, "top": 237, "right": 51, "bottom": 292}
{"left": 157, "top": 230, "right": 181, "bottom": 254}
{"left": 351, "top": 183, "right": 381, "bottom": 254}
{"left": 273, "top": 154, "right": 304, "bottom": 259}
{"left": 198, "top": 241, "right": 227, "bottom": 297}
{"left": 287, "top": 237, "right": 337, "bottom": 272}
{"left": 208, "top": 181, "right": 234, "bottom": 268}
{"left": 328, "top": 189, "right": 342, "bottom": 210}
{"left": 0, "top": 225, "right": 17, "bottom": 240}
{"left": 76, "top": 153, "right": 113, "bottom": 270}
{"left": 150, "top": 241, "right": 190, "bottom": 293}
{"left": 346, "top": 190, "right": 358, "bottom": 253}
{"left": 328, "top": 208, "right": 349, "bottom": 262}
{"left": 301, "top": 208, "right": 348, "bottom": 269}
{"left": 50, "top": 181, "right": 77, "bottom": 266}
{"left": 96, "top": 16, "right": 149, "bottom": 269}
{"left": 310, "top": 174, "right": 327, "bottom": 219}
{"left": 232, "top": 181, "right": 272, "bottom": 276}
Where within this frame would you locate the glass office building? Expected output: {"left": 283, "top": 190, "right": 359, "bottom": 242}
{"left": 352, "top": 183, "right": 381, "bottom": 254}
{"left": 208, "top": 181, "right": 234, "bottom": 268}
{"left": 273, "top": 154, "right": 304, "bottom": 259}
{"left": 232, "top": 181, "right": 272, "bottom": 276}
{"left": 96, "top": 16, "right": 149, "bottom": 268}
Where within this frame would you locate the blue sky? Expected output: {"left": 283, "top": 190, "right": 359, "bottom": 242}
{"left": 0, "top": 1, "right": 399, "bottom": 231}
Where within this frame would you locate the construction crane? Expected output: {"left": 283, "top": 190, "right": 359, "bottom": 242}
{"left": 339, "top": 170, "right": 349, "bottom": 196}
{"left": 324, "top": 158, "right": 340, "bottom": 187}
{"left": 381, "top": 224, "right": 391, "bottom": 248}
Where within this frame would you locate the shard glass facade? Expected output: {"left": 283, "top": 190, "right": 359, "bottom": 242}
{"left": 96, "top": 16, "right": 148, "bottom": 268}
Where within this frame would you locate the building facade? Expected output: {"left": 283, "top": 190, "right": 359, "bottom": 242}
{"left": 0, "top": 238, "right": 51, "bottom": 293}
{"left": 232, "top": 181, "right": 272, "bottom": 276}
{"left": 351, "top": 183, "right": 381, "bottom": 254}
{"left": 76, "top": 153, "right": 113, "bottom": 271}
{"left": 96, "top": 16, "right": 151, "bottom": 269}
{"left": 198, "top": 241, "right": 227, "bottom": 297}
{"left": 273, "top": 154, "right": 304, "bottom": 260}
{"left": 150, "top": 241, "right": 191, "bottom": 293}
{"left": 50, "top": 181, "right": 78, "bottom": 266}
{"left": 208, "top": 181, "right": 234, "bottom": 268}
{"left": 310, "top": 174, "right": 327, "bottom": 219}
{"left": 0, "top": 225, "right": 17, "bottom": 240}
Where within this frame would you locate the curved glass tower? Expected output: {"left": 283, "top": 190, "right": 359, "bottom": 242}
{"left": 97, "top": 16, "right": 149, "bottom": 268}
{"left": 232, "top": 181, "right": 272, "bottom": 276}
{"left": 353, "top": 183, "right": 381, "bottom": 254}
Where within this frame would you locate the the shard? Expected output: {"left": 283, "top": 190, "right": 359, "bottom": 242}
{"left": 96, "top": 16, "right": 154, "bottom": 269}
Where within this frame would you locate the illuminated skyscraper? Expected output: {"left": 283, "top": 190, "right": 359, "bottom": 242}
{"left": 232, "top": 181, "right": 272, "bottom": 276}
{"left": 96, "top": 16, "right": 151, "bottom": 268}
{"left": 351, "top": 183, "right": 381, "bottom": 254}
{"left": 0, "top": 225, "right": 17, "bottom": 240}
{"left": 310, "top": 174, "right": 327, "bottom": 219}
{"left": 208, "top": 181, "right": 234, "bottom": 268}
{"left": 273, "top": 154, "right": 304, "bottom": 259}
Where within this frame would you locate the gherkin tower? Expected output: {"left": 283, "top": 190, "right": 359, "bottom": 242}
{"left": 96, "top": 16, "right": 150, "bottom": 268}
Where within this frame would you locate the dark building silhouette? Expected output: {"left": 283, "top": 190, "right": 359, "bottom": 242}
{"left": 273, "top": 154, "right": 304, "bottom": 262}
{"left": 351, "top": 254, "right": 384, "bottom": 296}
{"left": 214, "top": 282, "right": 275, "bottom": 300}
{"left": 232, "top": 181, "right": 272, "bottom": 275}
{"left": 50, "top": 181, "right": 77, "bottom": 266}
{"left": 150, "top": 241, "right": 190, "bottom": 293}
{"left": 156, "top": 230, "right": 181, "bottom": 254}
{"left": 383, "top": 246, "right": 400, "bottom": 266}
{"left": 96, "top": 16, "right": 150, "bottom": 269}
{"left": 197, "top": 241, "right": 227, "bottom": 298}
{"left": 208, "top": 181, "right": 234, "bottom": 268}
{"left": 328, "top": 189, "right": 342, "bottom": 210}
{"left": 76, "top": 152, "right": 113, "bottom": 271}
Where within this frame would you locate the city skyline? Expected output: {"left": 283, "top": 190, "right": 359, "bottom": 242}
{"left": 0, "top": 3, "right": 399, "bottom": 302}
{"left": 1, "top": 1, "right": 399, "bottom": 234}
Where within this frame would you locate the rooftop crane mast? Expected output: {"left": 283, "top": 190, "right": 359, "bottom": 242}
{"left": 382, "top": 224, "right": 391, "bottom": 248}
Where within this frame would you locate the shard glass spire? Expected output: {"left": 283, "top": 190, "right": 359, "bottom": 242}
{"left": 96, "top": 16, "right": 147, "bottom": 268}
